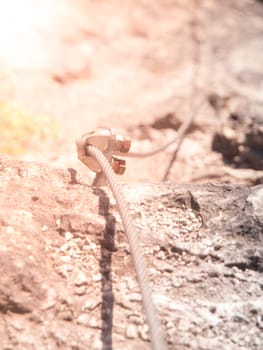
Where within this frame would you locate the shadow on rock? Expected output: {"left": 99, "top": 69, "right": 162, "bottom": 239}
{"left": 93, "top": 188, "right": 116, "bottom": 350}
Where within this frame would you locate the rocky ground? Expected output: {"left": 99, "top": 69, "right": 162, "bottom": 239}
{"left": 0, "top": 157, "right": 262, "bottom": 349}
{"left": 0, "top": 0, "right": 263, "bottom": 349}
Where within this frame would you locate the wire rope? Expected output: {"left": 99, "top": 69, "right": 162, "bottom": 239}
{"left": 86, "top": 145, "right": 167, "bottom": 350}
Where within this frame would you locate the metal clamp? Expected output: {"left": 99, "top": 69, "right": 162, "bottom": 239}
{"left": 76, "top": 128, "right": 131, "bottom": 184}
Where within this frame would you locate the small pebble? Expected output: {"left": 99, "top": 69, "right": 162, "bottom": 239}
{"left": 189, "top": 211, "right": 196, "bottom": 220}
{"left": 92, "top": 338, "right": 103, "bottom": 350}
{"left": 61, "top": 310, "right": 73, "bottom": 321}
{"left": 207, "top": 267, "right": 220, "bottom": 278}
{"left": 60, "top": 255, "right": 71, "bottom": 263}
{"left": 178, "top": 318, "right": 191, "bottom": 332}
{"left": 90, "top": 242, "right": 97, "bottom": 251}
{"left": 56, "top": 219, "right": 61, "bottom": 226}
{"left": 89, "top": 317, "right": 101, "bottom": 329}
{"left": 128, "top": 315, "right": 143, "bottom": 325}
{"left": 77, "top": 313, "right": 89, "bottom": 326}
{"left": 209, "top": 305, "right": 217, "bottom": 314}
{"left": 60, "top": 243, "right": 69, "bottom": 252}
{"left": 158, "top": 203, "right": 164, "bottom": 211}
{"left": 65, "top": 231, "right": 73, "bottom": 240}
{"left": 256, "top": 315, "right": 263, "bottom": 329}
{"left": 6, "top": 226, "right": 14, "bottom": 234}
{"left": 74, "top": 271, "right": 88, "bottom": 286}
{"left": 157, "top": 251, "right": 166, "bottom": 260}
{"left": 126, "top": 324, "right": 138, "bottom": 339}
{"left": 129, "top": 293, "right": 142, "bottom": 302}
{"left": 138, "top": 324, "right": 149, "bottom": 341}
{"left": 126, "top": 277, "right": 136, "bottom": 290}
{"left": 92, "top": 273, "right": 102, "bottom": 282}
{"left": 74, "top": 285, "right": 86, "bottom": 296}
{"left": 66, "top": 265, "right": 73, "bottom": 272}
{"left": 172, "top": 276, "right": 183, "bottom": 288}
{"left": 84, "top": 299, "right": 100, "bottom": 311}
{"left": 205, "top": 239, "right": 213, "bottom": 247}
{"left": 186, "top": 275, "right": 202, "bottom": 283}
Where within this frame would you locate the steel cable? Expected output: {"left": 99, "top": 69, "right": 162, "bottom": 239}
{"left": 126, "top": 99, "right": 204, "bottom": 159}
{"left": 86, "top": 145, "right": 167, "bottom": 350}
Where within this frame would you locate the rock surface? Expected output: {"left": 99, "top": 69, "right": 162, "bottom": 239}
{"left": 1, "top": 0, "right": 263, "bottom": 184}
{"left": 212, "top": 100, "right": 263, "bottom": 170}
{"left": 0, "top": 1, "right": 263, "bottom": 349}
{"left": 0, "top": 156, "right": 262, "bottom": 349}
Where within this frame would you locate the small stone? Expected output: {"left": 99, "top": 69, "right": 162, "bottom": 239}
{"left": 247, "top": 188, "right": 263, "bottom": 217}
{"left": 126, "top": 277, "right": 136, "bottom": 290}
{"left": 207, "top": 267, "right": 220, "bottom": 278}
{"left": 41, "top": 286, "right": 57, "bottom": 310}
{"left": 158, "top": 203, "right": 164, "bottom": 211}
{"left": 77, "top": 313, "right": 89, "bottom": 326}
{"left": 92, "top": 273, "right": 102, "bottom": 282}
{"left": 152, "top": 245, "right": 161, "bottom": 254}
{"left": 205, "top": 239, "right": 213, "bottom": 247}
{"left": 56, "top": 219, "right": 61, "bottom": 226}
{"left": 197, "top": 308, "right": 220, "bottom": 326}
{"left": 60, "top": 255, "right": 71, "bottom": 263}
{"left": 214, "top": 244, "right": 222, "bottom": 251}
{"left": 92, "top": 338, "right": 103, "bottom": 350}
{"left": 89, "top": 317, "right": 101, "bottom": 329}
{"left": 162, "top": 262, "right": 173, "bottom": 273}
{"left": 189, "top": 211, "right": 196, "bottom": 220}
{"left": 90, "top": 242, "right": 97, "bottom": 251}
{"left": 41, "top": 225, "right": 48, "bottom": 232}
{"left": 178, "top": 318, "right": 191, "bottom": 332}
{"left": 66, "top": 265, "right": 73, "bottom": 272}
{"left": 128, "top": 315, "right": 143, "bottom": 325}
{"left": 179, "top": 218, "right": 190, "bottom": 226}
{"left": 6, "top": 226, "right": 14, "bottom": 234}
{"left": 84, "top": 299, "right": 101, "bottom": 311}
{"left": 74, "top": 285, "right": 86, "bottom": 296}
{"left": 186, "top": 275, "right": 202, "bottom": 283}
{"left": 74, "top": 271, "right": 88, "bottom": 286}
{"left": 208, "top": 287, "right": 217, "bottom": 295}
{"left": 115, "top": 281, "right": 126, "bottom": 292}
{"left": 61, "top": 310, "right": 73, "bottom": 321}
{"left": 60, "top": 243, "right": 69, "bottom": 252}
{"left": 148, "top": 267, "right": 158, "bottom": 275}
{"left": 129, "top": 293, "right": 142, "bottom": 302}
{"left": 172, "top": 276, "right": 183, "bottom": 288}
{"left": 9, "top": 316, "right": 25, "bottom": 330}
{"left": 126, "top": 324, "right": 138, "bottom": 339}
{"left": 256, "top": 315, "right": 263, "bottom": 329}
{"left": 180, "top": 229, "right": 189, "bottom": 235}
{"left": 157, "top": 251, "right": 166, "bottom": 260}
{"left": 65, "top": 231, "right": 73, "bottom": 240}
{"left": 138, "top": 324, "right": 149, "bottom": 341}
{"left": 209, "top": 305, "right": 217, "bottom": 314}
{"left": 233, "top": 314, "right": 250, "bottom": 323}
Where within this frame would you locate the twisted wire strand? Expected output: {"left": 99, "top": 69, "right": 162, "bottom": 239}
{"left": 126, "top": 99, "right": 204, "bottom": 159}
{"left": 87, "top": 145, "right": 167, "bottom": 350}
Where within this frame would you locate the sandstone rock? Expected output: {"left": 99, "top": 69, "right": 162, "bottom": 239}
{"left": 0, "top": 156, "right": 262, "bottom": 349}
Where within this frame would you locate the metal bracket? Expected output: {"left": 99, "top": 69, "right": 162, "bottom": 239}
{"left": 76, "top": 128, "right": 131, "bottom": 185}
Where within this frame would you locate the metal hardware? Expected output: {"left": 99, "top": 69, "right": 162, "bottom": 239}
{"left": 76, "top": 128, "right": 131, "bottom": 177}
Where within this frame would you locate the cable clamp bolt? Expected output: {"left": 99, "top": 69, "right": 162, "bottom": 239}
{"left": 76, "top": 128, "right": 131, "bottom": 175}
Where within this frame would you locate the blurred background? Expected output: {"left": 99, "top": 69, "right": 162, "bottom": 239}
{"left": 0, "top": 0, "right": 262, "bottom": 183}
